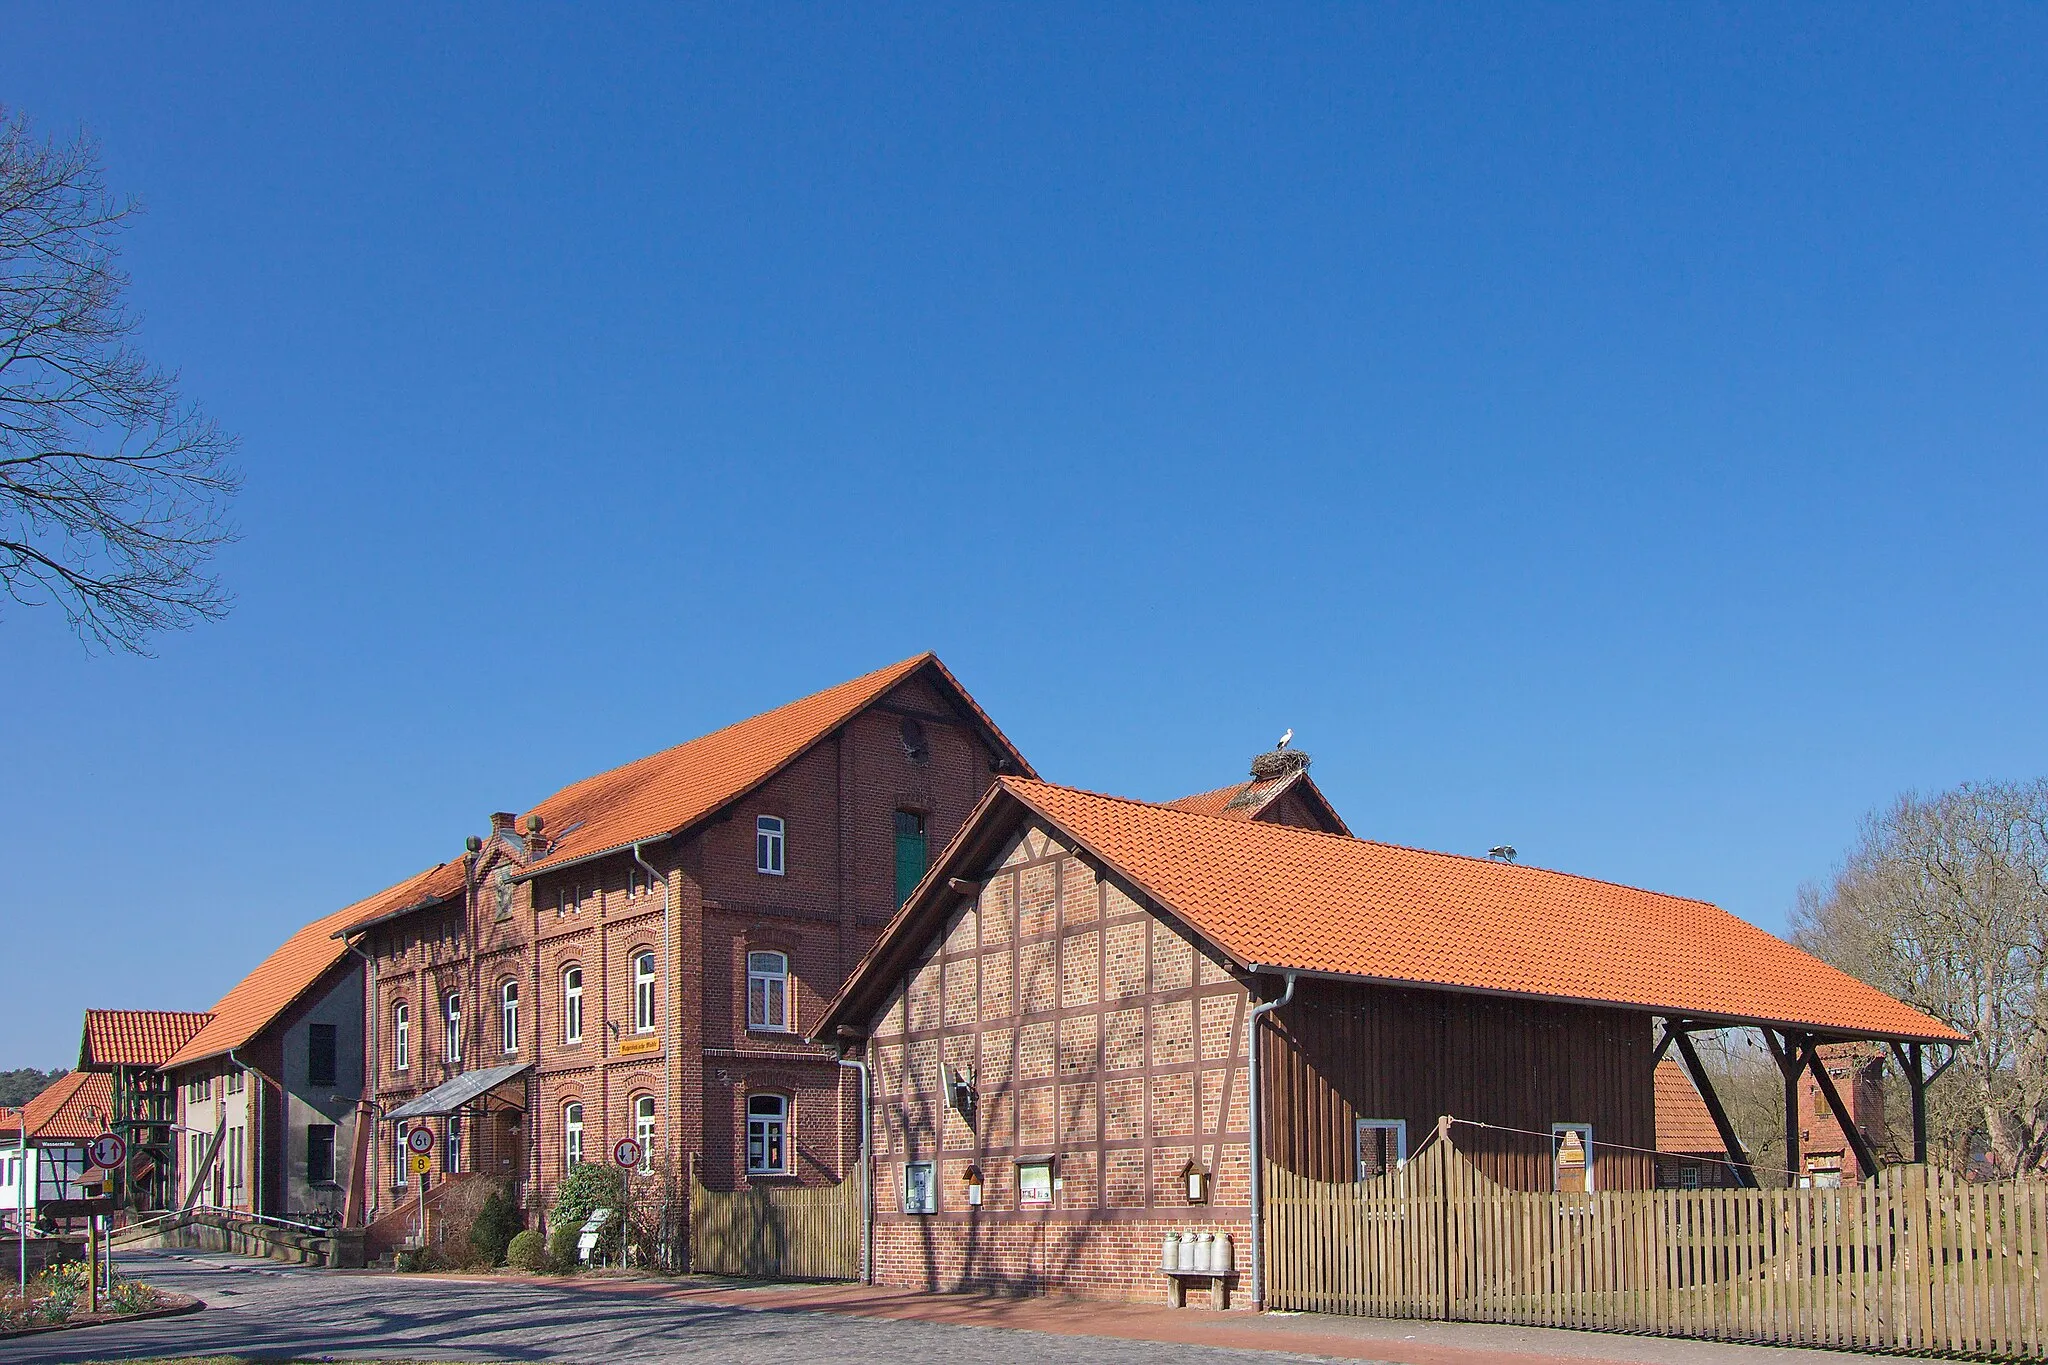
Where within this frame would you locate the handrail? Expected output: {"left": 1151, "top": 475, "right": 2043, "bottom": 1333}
{"left": 188, "top": 1203, "right": 333, "bottom": 1236}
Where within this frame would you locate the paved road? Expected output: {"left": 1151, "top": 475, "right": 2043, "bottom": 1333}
{"left": 3, "top": 1250, "right": 1339, "bottom": 1364}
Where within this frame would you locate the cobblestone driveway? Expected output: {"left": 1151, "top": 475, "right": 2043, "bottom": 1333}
{"left": 2, "top": 1251, "right": 1338, "bottom": 1364}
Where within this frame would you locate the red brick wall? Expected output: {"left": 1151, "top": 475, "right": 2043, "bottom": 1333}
{"left": 358, "top": 668, "right": 1009, "bottom": 1235}
{"left": 865, "top": 818, "right": 1254, "bottom": 1304}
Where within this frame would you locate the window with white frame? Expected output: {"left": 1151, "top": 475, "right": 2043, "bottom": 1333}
{"left": 747, "top": 951, "right": 790, "bottom": 1032}
{"left": 446, "top": 1113, "right": 463, "bottom": 1174}
{"left": 393, "top": 1122, "right": 410, "bottom": 1187}
{"left": 394, "top": 1002, "right": 410, "bottom": 1072}
{"left": 1355, "top": 1119, "right": 1408, "bottom": 1180}
{"left": 1552, "top": 1122, "right": 1595, "bottom": 1192}
{"left": 629, "top": 865, "right": 660, "bottom": 899}
{"left": 756, "top": 816, "right": 785, "bottom": 876}
{"left": 444, "top": 991, "right": 461, "bottom": 1063}
{"left": 635, "top": 1095, "right": 656, "bottom": 1166}
{"left": 501, "top": 980, "right": 519, "bottom": 1054}
{"left": 564, "top": 1102, "right": 584, "bottom": 1169}
{"left": 633, "top": 951, "right": 657, "bottom": 1033}
{"left": 746, "top": 1094, "right": 788, "bottom": 1174}
{"left": 563, "top": 966, "right": 584, "bottom": 1044}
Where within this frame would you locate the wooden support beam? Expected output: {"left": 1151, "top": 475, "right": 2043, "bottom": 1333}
{"left": 1763, "top": 1028, "right": 1802, "bottom": 1183}
{"left": 1891, "top": 1040, "right": 1929, "bottom": 1164}
{"left": 1669, "top": 1029, "right": 1761, "bottom": 1189}
{"left": 1802, "top": 1039, "right": 1883, "bottom": 1179}
{"left": 1651, "top": 1022, "right": 1678, "bottom": 1066}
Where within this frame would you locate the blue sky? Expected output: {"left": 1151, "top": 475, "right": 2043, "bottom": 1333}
{"left": 4, "top": 7, "right": 2045, "bottom": 1065}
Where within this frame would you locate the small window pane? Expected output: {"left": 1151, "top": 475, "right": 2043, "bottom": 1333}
{"left": 756, "top": 816, "right": 785, "bottom": 875}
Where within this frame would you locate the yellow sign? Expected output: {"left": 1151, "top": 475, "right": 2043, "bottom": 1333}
{"left": 618, "top": 1035, "right": 661, "bottom": 1057}
{"left": 410, "top": 1153, "right": 432, "bottom": 1175}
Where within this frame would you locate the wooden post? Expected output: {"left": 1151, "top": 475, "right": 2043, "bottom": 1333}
{"left": 1908, "top": 1043, "right": 1927, "bottom": 1164}
{"left": 1765, "top": 1029, "right": 1801, "bottom": 1184}
{"left": 1670, "top": 1030, "right": 1760, "bottom": 1189}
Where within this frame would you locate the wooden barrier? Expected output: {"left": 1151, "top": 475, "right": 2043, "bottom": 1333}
{"left": 690, "top": 1168, "right": 860, "bottom": 1281}
{"left": 1266, "top": 1139, "right": 2048, "bottom": 1356}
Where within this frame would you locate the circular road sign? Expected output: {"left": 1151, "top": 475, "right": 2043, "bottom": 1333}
{"left": 88, "top": 1132, "right": 127, "bottom": 1170}
{"left": 613, "top": 1137, "right": 643, "bottom": 1169}
{"left": 406, "top": 1125, "right": 435, "bottom": 1155}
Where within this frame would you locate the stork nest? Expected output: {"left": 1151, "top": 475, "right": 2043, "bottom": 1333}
{"left": 1250, "top": 748, "right": 1312, "bottom": 781}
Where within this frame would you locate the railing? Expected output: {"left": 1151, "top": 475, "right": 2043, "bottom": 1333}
{"left": 1266, "top": 1136, "right": 2048, "bottom": 1357}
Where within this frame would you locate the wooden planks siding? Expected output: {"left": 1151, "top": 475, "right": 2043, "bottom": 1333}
{"left": 690, "top": 1165, "right": 861, "bottom": 1280}
{"left": 1267, "top": 1138, "right": 2048, "bottom": 1356}
{"left": 1262, "top": 979, "right": 1657, "bottom": 1191}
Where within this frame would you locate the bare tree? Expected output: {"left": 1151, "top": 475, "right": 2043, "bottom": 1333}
{"left": 0, "top": 107, "right": 238, "bottom": 653}
{"left": 1794, "top": 781, "right": 2048, "bottom": 1176}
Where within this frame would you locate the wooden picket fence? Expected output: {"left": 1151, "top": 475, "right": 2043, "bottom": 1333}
{"left": 690, "top": 1166, "right": 861, "bottom": 1280}
{"left": 1267, "top": 1137, "right": 2048, "bottom": 1356}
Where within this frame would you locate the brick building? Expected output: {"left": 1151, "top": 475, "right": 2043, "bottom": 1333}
{"left": 818, "top": 773, "right": 1955, "bottom": 1307}
{"left": 1799, "top": 1041, "right": 1891, "bottom": 1186}
{"left": 1652, "top": 1059, "right": 1734, "bottom": 1189}
{"left": 341, "top": 653, "right": 1033, "bottom": 1234}
{"left": 161, "top": 867, "right": 433, "bottom": 1222}
{"left": 76, "top": 1009, "right": 213, "bottom": 1211}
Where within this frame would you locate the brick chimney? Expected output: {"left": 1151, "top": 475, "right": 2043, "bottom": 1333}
{"left": 490, "top": 812, "right": 518, "bottom": 840}
{"left": 1799, "top": 1042, "right": 1891, "bottom": 1184}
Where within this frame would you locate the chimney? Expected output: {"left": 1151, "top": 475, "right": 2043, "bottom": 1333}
{"left": 490, "top": 812, "right": 518, "bottom": 838}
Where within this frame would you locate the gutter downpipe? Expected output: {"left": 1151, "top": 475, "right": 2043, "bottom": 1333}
{"left": 835, "top": 1048, "right": 872, "bottom": 1285}
{"left": 631, "top": 840, "right": 673, "bottom": 1253}
{"left": 1246, "top": 968, "right": 1298, "bottom": 1311}
{"left": 345, "top": 937, "right": 379, "bottom": 1225}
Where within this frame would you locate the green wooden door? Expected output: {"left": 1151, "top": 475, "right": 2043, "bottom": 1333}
{"left": 893, "top": 810, "right": 927, "bottom": 906}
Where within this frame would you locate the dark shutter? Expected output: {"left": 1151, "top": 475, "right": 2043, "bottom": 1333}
{"left": 308, "top": 1023, "right": 338, "bottom": 1087}
{"left": 893, "top": 810, "right": 927, "bottom": 907}
{"left": 306, "top": 1124, "right": 336, "bottom": 1184}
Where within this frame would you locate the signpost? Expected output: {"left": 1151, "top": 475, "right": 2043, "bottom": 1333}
{"left": 88, "top": 1132, "right": 127, "bottom": 1171}
{"left": 612, "top": 1139, "right": 641, "bottom": 1268}
{"left": 407, "top": 1125, "right": 436, "bottom": 1246}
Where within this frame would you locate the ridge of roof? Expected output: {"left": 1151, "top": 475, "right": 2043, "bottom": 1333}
{"left": 20, "top": 1071, "right": 111, "bottom": 1142}
{"left": 991, "top": 778, "right": 1956, "bottom": 1043}
{"left": 1023, "top": 776, "right": 1725, "bottom": 908}
{"left": 166, "top": 861, "right": 465, "bottom": 1070}
{"left": 517, "top": 652, "right": 1033, "bottom": 878}
{"left": 79, "top": 1009, "right": 215, "bottom": 1070}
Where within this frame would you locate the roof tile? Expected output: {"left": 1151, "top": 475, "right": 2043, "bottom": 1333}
{"left": 1654, "top": 1061, "right": 1726, "bottom": 1154}
{"left": 80, "top": 1010, "right": 214, "bottom": 1070}
{"left": 166, "top": 861, "right": 465, "bottom": 1069}
{"left": 20, "top": 1071, "right": 112, "bottom": 1142}
{"left": 520, "top": 653, "right": 1027, "bottom": 876}
{"left": 1002, "top": 779, "right": 1960, "bottom": 1043}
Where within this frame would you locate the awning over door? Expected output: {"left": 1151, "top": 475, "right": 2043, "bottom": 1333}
{"left": 385, "top": 1063, "right": 531, "bottom": 1121}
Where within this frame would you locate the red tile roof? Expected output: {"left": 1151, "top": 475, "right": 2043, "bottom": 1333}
{"left": 1654, "top": 1061, "right": 1725, "bottom": 1155}
{"left": 519, "top": 653, "right": 1031, "bottom": 878}
{"left": 19, "top": 1071, "right": 113, "bottom": 1142}
{"left": 1162, "top": 769, "right": 1351, "bottom": 835}
{"left": 826, "top": 779, "right": 1960, "bottom": 1044}
{"left": 79, "top": 1010, "right": 214, "bottom": 1070}
{"left": 1004, "top": 780, "right": 1956, "bottom": 1042}
{"left": 166, "top": 861, "right": 466, "bottom": 1069}
{"left": 1163, "top": 777, "right": 1294, "bottom": 819}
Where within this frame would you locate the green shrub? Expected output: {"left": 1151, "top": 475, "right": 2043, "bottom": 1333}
{"left": 548, "top": 1162, "right": 623, "bottom": 1265}
{"left": 546, "top": 1219, "right": 582, "bottom": 1272}
{"left": 394, "top": 1245, "right": 450, "bottom": 1273}
{"left": 470, "top": 1187, "right": 522, "bottom": 1267}
{"left": 506, "top": 1228, "right": 551, "bottom": 1273}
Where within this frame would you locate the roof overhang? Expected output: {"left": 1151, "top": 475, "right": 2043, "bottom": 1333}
{"left": 818, "top": 778, "right": 1964, "bottom": 1049}
{"left": 334, "top": 887, "right": 464, "bottom": 941}
{"left": 385, "top": 1063, "right": 532, "bottom": 1122}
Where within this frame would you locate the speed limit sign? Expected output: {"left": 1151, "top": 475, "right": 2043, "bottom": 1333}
{"left": 613, "top": 1138, "right": 643, "bottom": 1169}
{"left": 88, "top": 1132, "right": 127, "bottom": 1170}
{"left": 406, "top": 1126, "right": 434, "bottom": 1155}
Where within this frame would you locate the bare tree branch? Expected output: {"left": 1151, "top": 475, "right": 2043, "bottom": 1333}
{"left": 0, "top": 105, "right": 239, "bottom": 653}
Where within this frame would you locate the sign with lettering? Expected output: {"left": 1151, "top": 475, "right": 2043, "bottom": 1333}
{"left": 618, "top": 1035, "right": 661, "bottom": 1057}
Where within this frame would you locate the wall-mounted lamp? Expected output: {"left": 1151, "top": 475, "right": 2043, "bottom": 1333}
{"left": 1182, "top": 1158, "right": 1209, "bottom": 1205}
{"left": 964, "top": 1164, "right": 984, "bottom": 1207}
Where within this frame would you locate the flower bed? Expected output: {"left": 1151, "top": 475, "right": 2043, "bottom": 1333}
{"left": 0, "top": 1260, "right": 189, "bottom": 1336}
